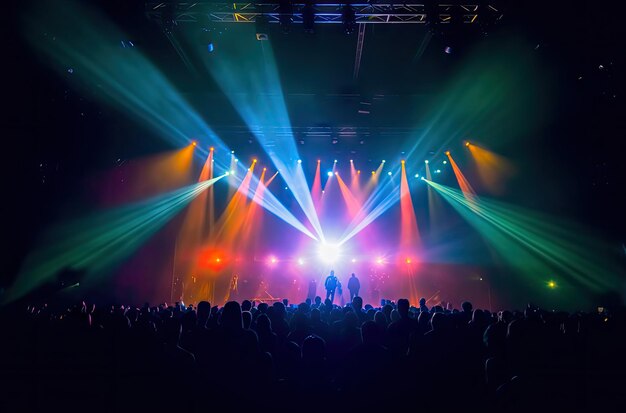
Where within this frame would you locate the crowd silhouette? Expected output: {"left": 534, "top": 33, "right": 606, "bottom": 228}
{"left": 1, "top": 295, "right": 625, "bottom": 412}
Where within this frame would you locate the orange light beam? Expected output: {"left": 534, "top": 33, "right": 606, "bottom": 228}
{"left": 400, "top": 161, "right": 422, "bottom": 250}
{"left": 467, "top": 143, "right": 515, "bottom": 195}
{"left": 336, "top": 173, "right": 363, "bottom": 219}
{"left": 446, "top": 152, "right": 476, "bottom": 201}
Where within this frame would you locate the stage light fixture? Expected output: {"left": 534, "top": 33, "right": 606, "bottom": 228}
{"left": 270, "top": 256, "right": 277, "bottom": 264}
{"left": 376, "top": 257, "right": 384, "bottom": 265}
{"left": 235, "top": 159, "right": 239, "bottom": 162}
{"left": 231, "top": 150, "right": 235, "bottom": 153}
{"left": 357, "top": 170, "right": 361, "bottom": 174}
{"left": 548, "top": 280, "right": 557, "bottom": 289}
{"left": 334, "top": 159, "right": 338, "bottom": 163}
{"left": 230, "top": 170, "right": 235, "bottom": 174}
{"left": 443, "top": 160, "right": 448, "bottom": 164}
{"left": 351, "top": 258, "right": 357, "bottom": 263}
{"left": 424, "top": 160, "right": 429, "bottom": 164}
{"left": 297, "top": 159, "right": 302, "bottom": 164}
{"left": 224, "top": 171, "right": 230, "bottom": 176}
{"left": 327, "top": 171, "right": 333, "bottom": 177}
{"left": 210, "top": 146, "right": 214, "bottom": 151}
{"left": 371, "top": 171, "right": 375, "bottom": 175}
{"left": 414, "top": 173, "right": 419, "bottom": 178}
{"left": 435, "top": 169, "right": 441, "bottom": 173}
{"left": 387, "top": 171, "right": 392, "bottom": 176}
{"left": 253, "top": 158, "right": 257, "bottom": 163}
{"left": 350, "top": 159, "right": 353, "bottom": 162}
{"left": 420, "top": 177, "right": 425, "bottom": 181}
{"left": 405, "top": 258, "right": 412, "bottom": 264}
{"left": 335, "top": 172, "right": 339, "bottom": 176}
{"left": 216, "top": 257, "right": 221, "bottom": 263}
{"left": 192, "top": 141, "right": 197, "bottom": 146}
{"left": 445, "top": 151, "right": 450, "bottom": 156}
{"left": 382, "top": 160, "right": 386, "bottom": 163}
{"left": 465, "top": 141, "right": 471, "bottom": 147}
{"left": 401, "top": 160, "right": 405, "bottom": 164}
{"left": 263, "top": 167, "right": 267, "bottom": 171}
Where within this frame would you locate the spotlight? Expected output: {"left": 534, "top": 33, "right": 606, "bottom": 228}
{"left": 253, "top": 158, "right": 257, "bottom": 163}
{"left": 269, "top": 256, "right": 277, "bottom": 264}
{"left": 350, "top": 159, "right": 353, "bottom": 162}
{"left": 405, "top": 258, "right": 412, "bottom": 264}
{"left": 371, "top": 171, "right": 375, "bottom": 175}
{"left": 387, "top": 171, "right": 392, "bottom": 176}
{"left": 318, "top": 243, "right": 341, "bottom": 263}
{"left": 224, "top": 171, "right": 230, "bottom": 176}
{"left": 401, "top": 160, "right": 405, "bottom": 164}
{"left": 548, "top": 280, "right": 557, "bottom": 289}
{"left": 376, "top": 257, "right": 384, "bottom": 265}
{"left": 216, "top": 257, "right": 221, "bottom": 263}
{"left": 335, "top": 172, "right": 339, "bottom": 176}
{"left": 414, "top": 173, "right": 419, "bottom": 178}
{"left": 230, "top": 170, "right": 235, "bottom": 174}
{"left": 420, "top": 177, "right": 425, "bottom": 181}
{"left": 443, "top": 160, "right": 448, "bottom": 164}
{"left": 435, "top": 169, "right": 441, "bottom": 173}
{"left": 465, "top": 141, "right": 471, "bottom": 147}
{"left": 327, "top": 171, "right": 333, "bottom": 177}
{"left": 357, "top": 170, "right": 361, "bottom": 174}
{"left": 444, "top": 46, "right": 452, "bottom": 54}
{"left": 263, "top": 167, "right": 267, "bottom": 171}
{"left": 334, "top": 159, "right": 338, "bottom": 163}
{"left": 351, "top": 258, "right": 357, "bottom": 263}
{"left": 210, "top": 146, "right": 214, "bottom": 151}
{"left": 445, "top": 151, "right": 450, "bottom": 156}
{"left": 317, "top": 159, "right": 321, "bottom": 163}
{"left": 382, "top": 160, "right": 386, "bottom": 163}
{"left": 231, "top": 150, "right": 235, "bottom": 153}
{"left": 192, "top": 141, "right": 197, "bottom": 146}
{"left": 297, "top": 159, "right": 302, "bottom": 164}
{"left": 298, "top": 258, "right": 305, "bottom": 266}
{"left": 424, "top": 160, "right": 429, "bottom": 164}
{"left": 235, "top": 158, "right": 239, "bottom": 162}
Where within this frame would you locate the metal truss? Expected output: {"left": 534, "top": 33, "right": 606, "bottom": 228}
{"left": 146, "top": 2, "right": 503, "bottom": 25}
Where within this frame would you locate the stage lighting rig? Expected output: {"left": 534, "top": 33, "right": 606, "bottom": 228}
{"left": 278, "top": 0, "right": 293, "bottom": 33}
{"left": 342, "top": 4, "right": 356, "bottom": 34}
{"left": 302, "top": 2, "right": 315, "bottom": 34}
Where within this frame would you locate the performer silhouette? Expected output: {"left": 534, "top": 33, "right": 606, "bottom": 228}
{"left": 324, "top": 270, "right": 338, "bottom": 304}
{"left": 347, "top": 272, "right": 360, "bottom": 301}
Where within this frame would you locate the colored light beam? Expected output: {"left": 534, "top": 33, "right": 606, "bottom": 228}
{"left": 94, "top": 145, "right": 195, "bottom": 206}
{"left": 423, "top": 180, "right": 623, "bottom": 298}
{"left": 339, "top": 173, "right": 400, "bottom": 246}
{"left": 197, "top": 27, "right": 324, "bottom": 242}
{"left": 467, "top": 143, "right": 515, "bottom": 195}
{"left": 336, "top": 173, "right": 362, "bottom": 219}
{"left": 24, "top": 1, "right": 311, "bottom": 243}
{"left": 400, "top": 162, "right": 422, "bottom": 251}
{"left": 4, "top": 175, "right": 225, "bottom": 304}
{"left": 312, "top": 160, "right": 322, "bottom": 208}
{"left": 446, "top": 152, "right": 476, "bottom": 200}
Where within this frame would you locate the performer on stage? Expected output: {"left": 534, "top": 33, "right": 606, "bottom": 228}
{"left": 324, "top": 270, "right": 338, "bottom": 304}
{"left": 347, "top": 272, "right": 360, "bottom": 301}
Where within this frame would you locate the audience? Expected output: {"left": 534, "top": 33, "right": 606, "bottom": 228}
{"left": 1, "top": 296, "right": 625, "bottom": 412}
